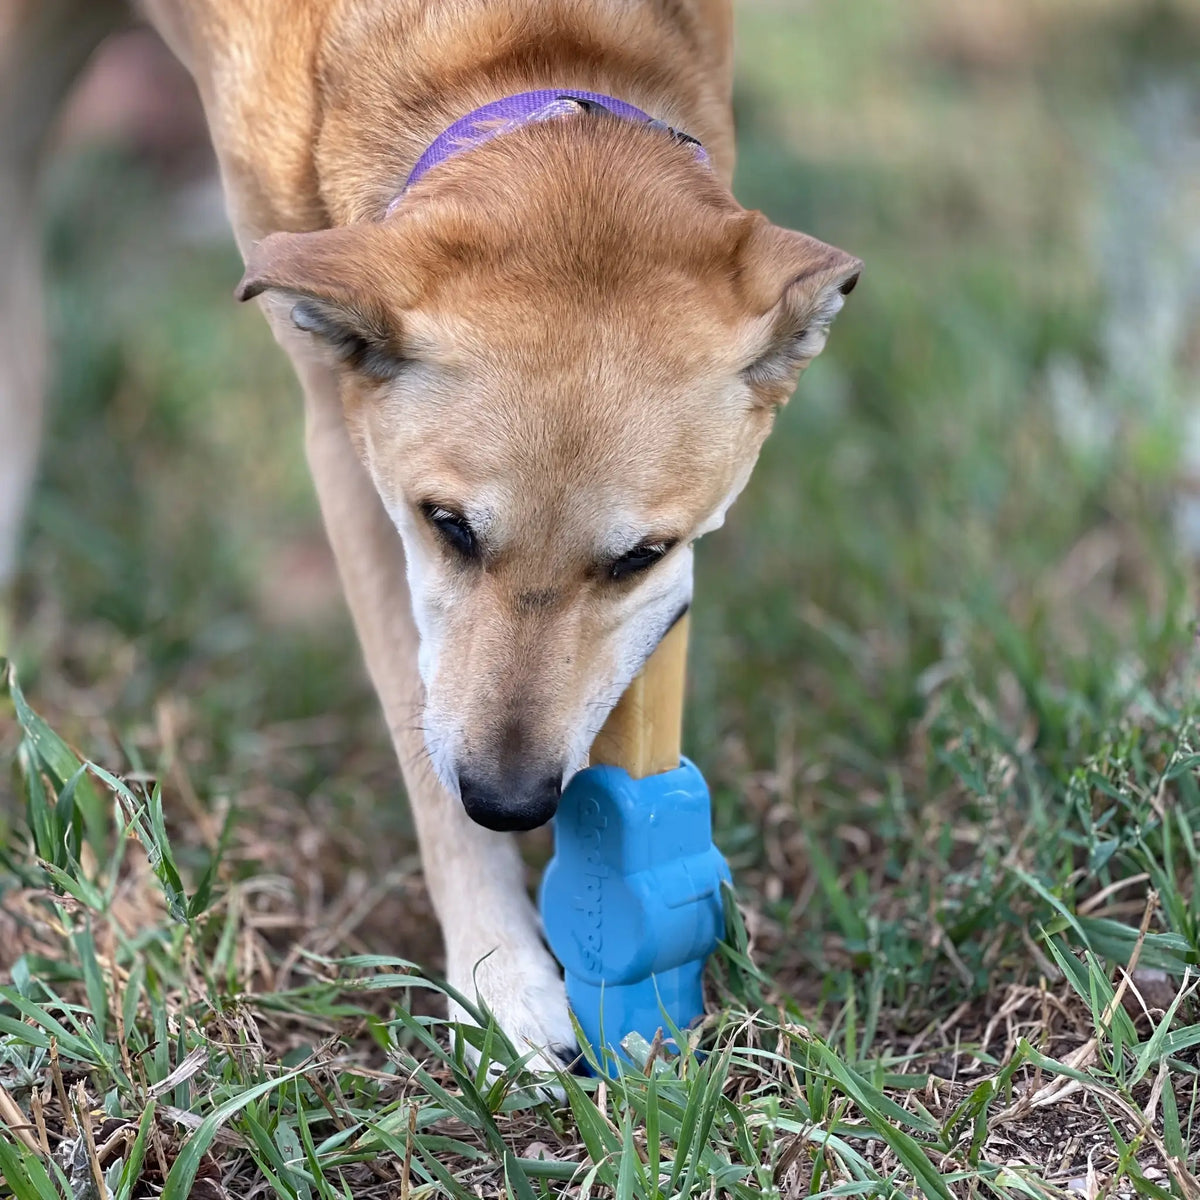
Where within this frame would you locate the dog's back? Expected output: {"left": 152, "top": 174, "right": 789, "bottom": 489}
{"left": 141, "top": 0, "right": 736, "bottom": 237}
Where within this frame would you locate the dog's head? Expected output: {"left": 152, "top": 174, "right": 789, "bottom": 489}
{"left": 237, "top": 117, "right": 859, "bottom": 831}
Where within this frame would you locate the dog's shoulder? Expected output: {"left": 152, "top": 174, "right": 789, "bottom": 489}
{"left": 143, "top": 0, "right": 345, "bottom": 235}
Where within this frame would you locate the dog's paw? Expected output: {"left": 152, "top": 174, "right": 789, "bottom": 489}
{"left": 447, "top": 936, "right": 580, "bottom": 1090}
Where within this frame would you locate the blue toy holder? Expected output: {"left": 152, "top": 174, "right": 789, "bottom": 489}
{"left": 540, "top": 757, "right": 731, "bottom": 1075}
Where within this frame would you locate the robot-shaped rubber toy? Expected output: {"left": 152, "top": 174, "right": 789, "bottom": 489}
{"left": 540, "top": 756, "right": 731, "bottom": 1075}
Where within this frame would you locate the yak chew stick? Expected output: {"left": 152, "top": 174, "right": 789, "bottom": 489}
{"left": 588, "top": 614, "right": 688, "bottom": 779}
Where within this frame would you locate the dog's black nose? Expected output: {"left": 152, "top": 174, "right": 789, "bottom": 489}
{"left": 459, "top": 770, "right": 562, "bottom": 832}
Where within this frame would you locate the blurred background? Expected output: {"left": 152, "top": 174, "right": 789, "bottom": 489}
{"left": 4, "top": 0, "right": 1200, "bottom": 1013}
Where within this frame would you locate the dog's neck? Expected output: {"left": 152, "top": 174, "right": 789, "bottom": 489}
{"left": 308, "top": 0, "right": 735, "bottom": 226}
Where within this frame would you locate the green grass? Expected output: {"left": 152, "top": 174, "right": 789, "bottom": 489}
{"left": 4, "top": 0, "right": 1200, "bottom": 1194}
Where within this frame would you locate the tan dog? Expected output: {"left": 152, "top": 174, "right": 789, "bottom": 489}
{"left": 0, "top": 0, "right": 859, "bottom": 1074}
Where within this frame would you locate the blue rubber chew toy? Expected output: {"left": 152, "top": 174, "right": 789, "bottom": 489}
{"left": 539, "top": 620, "right": 731, "bottom": 1075}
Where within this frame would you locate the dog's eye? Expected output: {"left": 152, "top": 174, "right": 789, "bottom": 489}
{"left": 422, "top": 504, "right": 478, "bottom": 558}
{"left": 609, "top": 540, "right": 675, "bottom": 582}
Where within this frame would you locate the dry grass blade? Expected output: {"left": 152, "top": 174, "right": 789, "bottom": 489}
{"left": 0, "top": 1080, "right": 42, "bottom": 1154}
{"left": 146, "top": 1046, "right": 210, "bottom": 1099}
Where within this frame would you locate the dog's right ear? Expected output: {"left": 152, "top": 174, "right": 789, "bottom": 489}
{"left": 734, "top": 216, "right": 862, "bottom": 406}
{"left": 236, "top": 227, "right": 418, "bottom": 381}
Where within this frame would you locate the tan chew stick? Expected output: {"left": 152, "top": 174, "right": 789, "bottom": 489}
{"left": 589, "top": 614, "right": 688, "bottom": 779}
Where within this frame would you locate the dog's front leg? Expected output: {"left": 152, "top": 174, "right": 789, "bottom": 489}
{"left": 295, "top": 352, "right": 578, "bottom": 1076}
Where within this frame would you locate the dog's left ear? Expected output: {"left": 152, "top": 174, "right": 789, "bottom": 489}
{"left": 235, "top": 225, "right": 419, "bottom": 381}
{"left": 737, "top": 218, "right": 862, "bottom": 404}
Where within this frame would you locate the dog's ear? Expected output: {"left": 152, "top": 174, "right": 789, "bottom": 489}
{"left": 235, "top": 227, "right": 417, "bottom": 381}
{"left": 736, "top": 219, "right": 861, "bottom": 404}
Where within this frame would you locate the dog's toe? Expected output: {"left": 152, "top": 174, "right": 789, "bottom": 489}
{"left": 550, "top": 1042, "right": 587, "bottom": 1075}
{"left": 448, "top": 936, "right": 579, "bottom": 1093}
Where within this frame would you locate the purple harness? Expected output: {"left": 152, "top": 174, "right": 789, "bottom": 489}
{"left": 388, "top": 89, "right": 709, "bottom": 214}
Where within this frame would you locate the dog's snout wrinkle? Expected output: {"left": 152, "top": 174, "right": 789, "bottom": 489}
{"left": 459, "top": 768, "right": 562, "bottom": 832}
{"left": 514, "top": 587, "right": 561, "bottom": 615}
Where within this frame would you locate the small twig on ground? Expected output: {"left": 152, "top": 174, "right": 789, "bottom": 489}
{"left": 49, "top": 1038, "right": 76, "bottom": 1135}
{"left": 400, "top": 1102, "right": 416, "bottom": 1200}
{"left": 31, "top": 1084, "right": 51, "bottom": 1153}
{"left": 73, "top": 1079, "right": 108, "bottom": 1200}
